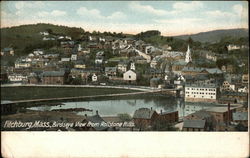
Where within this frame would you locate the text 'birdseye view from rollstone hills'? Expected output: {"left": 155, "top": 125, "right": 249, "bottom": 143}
{"left": 0, "top": 1, "right": 249, "bottom": 131}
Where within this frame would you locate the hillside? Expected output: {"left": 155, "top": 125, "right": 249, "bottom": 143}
{"left": 0, "top": 23, "right": 85, "bottom": 55}
{"left": 174, "top": 28, "right": 248, "bottom": 43}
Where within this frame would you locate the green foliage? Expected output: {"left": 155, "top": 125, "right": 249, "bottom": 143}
{"left": 136, "top": 30, "right": 161, "bottom": 39}
{"left": 117, "top": 113, "right": 132, "bottom": 122}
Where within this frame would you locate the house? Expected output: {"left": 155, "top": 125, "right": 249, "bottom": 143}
{"left": 220, "top": 80, "right": 235, "bottom": 92}
{"left": 232, "top": 112, "right": 248, "bottom": 127}
{"left": 83, "top": 111, "right": 109, "bottom": 131}
{"left": 132, "top": 56, "right": 148, "bottom": 64}
{"left": 185, "top": 83, "right": 217, "bottom": 103}
{"left": 205, "top": 52, "right": 217, "bottom": 62}
{"left": 146, "top": 68, "right": 164, "bottom": 78}
{"left": 71, "top": 54, "right": 77, "bottom": 61}
{"left": 204, "top": 106, "right": 236, "bottom": 124}
{"left": 158, "top": 110, "right": 178, "bottom": 123}
{"left": 227, "top": 44, "right": 241, "bottom": 51}
{"left": 95, "top": 56, "right": 104, "bottom": 64}
{"left": 33, "top": 49, "right": 44, "bottom": 56}
{"left": 133, "top": 108, "right": 159, "bottom": 130}
{"left": 40, "top": 31, "right": 49, "bottom": 36}
{"left": 105, "top": 67, "right": 117, "bottom": 77}
{"left": 42, "top": 71, "right": 66, "bottom": 85}
{"left": 150, "top": 77, "right": 162, "bottom": 88}
{"left": 184, "top": 110, "right": 215, "bottom": 130}
{"left": 15, "top": 60, "right": 31, "bottom": 68}
{"left": 74, "top": 60, "right": 86, "bottom": 69}
{"left": 92, "top": 74, "right": 98, "bottom": 82}
{"left": 172, "top": 60, "right": 187, "bottom": 75}
{"left": 61, "top": 58, "right": 71, "bottom": 62}
{"left": 70, "top": 68, "right": 100, "bottom": 79}
{"left": 123, "top": 70, "right": 136, "bottom": 82}
{"left": 182, "top": 119, "right": 207, "bottom": 131}
{"left": 242, "top": 74, "right": 248, "bottom": 84}
{"left": 8, "top": 74, "right": 28, "bottom": 83}
{"left": 28, "top": 73, "right": 40, "bottom": 84}
{"left": 238, "top": 86, "right": 248, "bottom": 93}
{"left": 43, "top": 37, "right": 55, "bottom": 41}
{"left": 1, "top": 48, "right": 14, "bottom": 56}
{"left": 117, "top": 60, "right": 129, "bottom": 73}
{"left": 219, "top": 91, "right": 248, "bottom": 103}
{"left": 150, "top": 56, "right": 162, "bottom": 68}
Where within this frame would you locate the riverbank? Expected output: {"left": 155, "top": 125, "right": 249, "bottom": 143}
{"left": 1, "top": 86, "right": 140, "bottom": 101}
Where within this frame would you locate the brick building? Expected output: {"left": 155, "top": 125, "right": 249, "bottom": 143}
{"left": 133, "top": 108, "right": 159, "bottom": 130}
{"left": 42, "top": 71, "right": 66, "bottom": 85}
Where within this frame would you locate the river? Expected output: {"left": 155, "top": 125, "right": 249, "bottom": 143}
{"left": 27, "top": 94, "right": 229, "bottom": 118}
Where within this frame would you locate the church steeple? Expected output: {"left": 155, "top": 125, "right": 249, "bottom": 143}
{"left": 185, "top": 45, "right": 192, "bottom": 63}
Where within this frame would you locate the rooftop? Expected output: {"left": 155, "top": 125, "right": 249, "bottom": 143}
{"left": 232, "top": 112, "right": 248, "bottom": 121}
{"left": 183, "top": 119, "right": 206, "bottom": 129}
{"left": 133, "top": 108, "right": 156, "bottom": 119}
{"left": 42, "top": 71, "right": 65, "bottom": 77}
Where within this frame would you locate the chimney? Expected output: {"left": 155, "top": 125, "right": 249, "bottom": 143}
{"left": 96, "top": 110, "right": 99, "bottom": 115}
{"left": 160, "top": 110, "right": 162, "bottom": 115}
{"left": 227, "top": 103, "right": 231, "bottom": 125}
{"left": 150, "top": 107, "right": 152, "bottom": 111}
{"left": 85, "top": 114, "right": 87, "bottom": 117}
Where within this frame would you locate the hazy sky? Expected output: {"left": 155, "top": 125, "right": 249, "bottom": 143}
{"left": 1, "top": 1, "right": 248, "bottom": 36}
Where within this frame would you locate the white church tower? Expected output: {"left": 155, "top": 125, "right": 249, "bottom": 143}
{"left": 185, "top": 45, "right": 192, "bottom": 63}
{"left": 130, "top": 62, "right": 135, "bottom": 70}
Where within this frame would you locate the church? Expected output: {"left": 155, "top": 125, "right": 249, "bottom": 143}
{"left": 172, "top": 45, "right": 193, "bottom": 75}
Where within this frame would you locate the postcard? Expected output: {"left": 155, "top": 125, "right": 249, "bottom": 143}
{"left": 1, "top": 1, "right": 249, "bottom": 157}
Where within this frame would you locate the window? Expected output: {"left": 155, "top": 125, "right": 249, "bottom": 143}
{"left": 129, "top": 75, "right": 131, "bottom": 78}
{"left": 211, "top": 96, "right": 213, "bottom": 98}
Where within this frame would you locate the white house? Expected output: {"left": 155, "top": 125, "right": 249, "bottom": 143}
{"left": 185, "top": 84, "right": 217, "bottom": 103}
{"left": 71, "top": 54, "right": 77, "bottom": 61}
{"left": 220, "top": 81, "right": 235, "bottom": 92}
{"left": 227, "top": 44, "right": 241, "bottom": 51}
{"left": 117, "top": 61, "right": 129, "bottom": 73}
{"left": 61, "top": 58, "right": 71, "bottom": 62}
{"left": 238, "top": 86, "right": 248, "bottom": 93}
{"left": 92, "top": 74, "right": 98, "bottom": 82}
{"left": 33, "top": 49, "right": 44, "bottom": 56}
{"left": 95, "top": 57, "right": 103, "bottom": 64}
{"left": 40, "top": 32, "right": 49, "bottom": 36}
{"left": 15, "top": 60, "right": 31, "bottom": 68}
{"left": 123, "top": 70, "right": 137, "bottom": 81}
{"left": 8, "top": 74, "right": 28, "bottom": 82}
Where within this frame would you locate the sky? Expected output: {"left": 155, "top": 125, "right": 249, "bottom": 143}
{"left": 1, "top": 1, "right": 248, "bottom": 36}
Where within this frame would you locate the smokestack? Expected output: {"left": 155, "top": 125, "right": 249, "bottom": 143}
{"left": 150, "top": 107, "right": 152, "bottom": 111}
{"left": 160, "top": 110, "right": 162, "bottom": 115}
{"left": 227, "top": 103, "right": 231, "bottom": 125}
{"left": 96, "top": 110, "right": 99, "bottom": 115}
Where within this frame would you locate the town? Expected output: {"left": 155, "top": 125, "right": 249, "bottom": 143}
{"left": 1, "top": 24, "right": 249, "bottom": 132}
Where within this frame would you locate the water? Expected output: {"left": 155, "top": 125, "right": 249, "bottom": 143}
{"left": 27, "top": 94, "right": 226, "bottom": 118}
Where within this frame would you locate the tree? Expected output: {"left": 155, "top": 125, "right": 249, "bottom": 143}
{"left": 117, "top": 113, "right": 132, "bottom": 122}
{"left": 46, "top": 28, "right": 53, "bottom": 34}
{"left": 187, "top": 37, "right": 193, "bottom": 45}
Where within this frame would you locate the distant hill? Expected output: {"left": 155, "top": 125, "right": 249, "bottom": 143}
{"left": 0, "top": 23, "right": 85, "bottom": 54}
{"left": 174, "top": 28, "right": 248, "bottom": 43}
